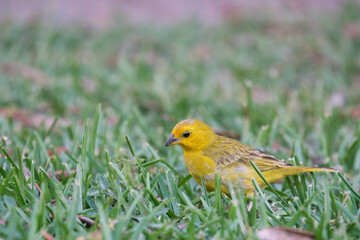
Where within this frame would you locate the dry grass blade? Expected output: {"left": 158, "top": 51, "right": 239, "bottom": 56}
{"left": 0, "top": 218, "right": 5, "bottom": 226}
{"left": 42, "top": 231, "right": 55, "bottom": 240}
{"left": 48, "top": 170, "right": 75, "bottom": 180}
{"left": 77, "top": 215, "right": 101, "bottom": 229}
{"left": 257, "top": 227, "right": 315, "bottom": 240}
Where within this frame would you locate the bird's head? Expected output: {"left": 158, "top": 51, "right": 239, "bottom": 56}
{"left": 165, "top": 119, "right": 216, "bottom": 151}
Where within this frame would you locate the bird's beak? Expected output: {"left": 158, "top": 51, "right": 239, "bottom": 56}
{"left": 165, "top": 133, "right": 180, "bottom": 147}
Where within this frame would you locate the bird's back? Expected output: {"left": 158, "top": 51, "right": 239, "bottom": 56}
{"left": 201, "top": 135, "right": 337, "bottom": 195}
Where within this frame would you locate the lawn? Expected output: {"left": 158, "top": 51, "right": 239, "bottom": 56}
{"left": 0, "top": 2, "right": 360, "bottom": 239}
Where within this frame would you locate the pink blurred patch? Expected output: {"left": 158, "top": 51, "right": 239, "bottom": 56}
{"left": 0, "top": 0, "right": 345, "bottom": 28}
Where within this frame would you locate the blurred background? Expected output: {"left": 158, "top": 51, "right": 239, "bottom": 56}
{"left": 0, "top": 1, "right": 360, "bottom": 238}
{"left": 0, "top": 0, "right": 346, "bottom": 27}
{"left": 0, "top": 0, "right": 360, "bottom": 171}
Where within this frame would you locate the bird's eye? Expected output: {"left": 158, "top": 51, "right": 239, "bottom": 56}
{"left": 183, "top": 132, "right": 191, "bottom": 138}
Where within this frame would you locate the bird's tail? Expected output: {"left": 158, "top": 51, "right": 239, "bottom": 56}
{"left": 281, "top": 166, "right": 338, "bottom": 176}
{"left": 260, "top": 166, "right": 338, "bottom": 185}
{"left": 243, "top": 166, "right": 338, "bottom": 195}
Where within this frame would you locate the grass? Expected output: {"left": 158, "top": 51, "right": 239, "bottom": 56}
{"left": 1, "top": 2, "right": 360, "bottom": 239}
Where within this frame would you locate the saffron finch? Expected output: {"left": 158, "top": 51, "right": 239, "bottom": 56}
{"left": 165, "top": 119, "right": 337, "bottom": 196}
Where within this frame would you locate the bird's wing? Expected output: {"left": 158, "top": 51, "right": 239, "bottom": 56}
{"left": 203, "top": 136, "right": 291, "bottom": 172}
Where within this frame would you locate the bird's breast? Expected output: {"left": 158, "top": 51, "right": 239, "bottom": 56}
{"left": 183, "top": 151, "right": 216, "bottom": 185}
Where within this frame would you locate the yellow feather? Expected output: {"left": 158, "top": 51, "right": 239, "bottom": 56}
{"left": 165, "top": 119, "right": 338, "bottom": 196}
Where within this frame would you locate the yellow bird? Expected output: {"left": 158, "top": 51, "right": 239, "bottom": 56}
{"left": 165, "top": 119, "right": 337, "bottom": 196}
